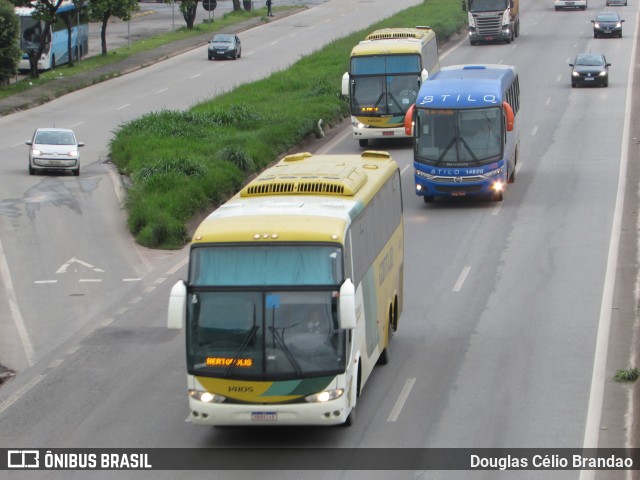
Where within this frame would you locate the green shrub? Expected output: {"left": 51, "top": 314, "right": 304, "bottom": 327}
{"left": 110, "top": 0, "right": 467, "bottom": 248}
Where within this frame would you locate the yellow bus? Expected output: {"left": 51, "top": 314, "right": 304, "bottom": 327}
{"left": 342, "top": 27, "right": 440, "bottom": 148}
{"left": 167, "top": 151, "right": 404, "bottom": 426}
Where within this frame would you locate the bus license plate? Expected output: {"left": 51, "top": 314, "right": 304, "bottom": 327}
{"left": 382, "top": 131, "right": 394, "bottom": 136}
{"left": 451, "top": 191, "right": 466, "bottom": 197}
{"left": 251, "top": 412, "right": 277, "bottom": 422}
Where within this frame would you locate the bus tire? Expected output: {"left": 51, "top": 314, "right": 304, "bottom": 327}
{"left": 344, "top": 407, "right": 355, "bottom": 426}
{"left": 358, "top": 139, "right": 369, "bottom": 148}
{"left": 51, "top": 55, "right": 56, "bottom": 70}
{"left": 378, "top": 323, "right": 391, "bottom": 365}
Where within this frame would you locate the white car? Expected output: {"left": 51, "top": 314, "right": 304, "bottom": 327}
{"left": 554, "top": 0, "right": 587, "bottom": 10}
{"left": 26, "top": 128, "right": 84, "bottom": 176}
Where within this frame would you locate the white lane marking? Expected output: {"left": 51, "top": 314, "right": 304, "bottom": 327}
{"left": 491, "top": 204, "right": 502, "bottom": 216}
{"left": 190, "top": 73, "right": 201, "bottom": 79}
{"left": 69, "top": 121, "right": 84, "bottom": 128}
{"left": 34, "top": 280, "right": 57, "bottom": 284}
{"left": 580, "top": 9, "right": 638, "bottom": 470}
{"left": 116, "top": 104, "right": 130, "bottom": 110}
{"left": 56, "top": 257, "right": 105, "bottom": 274}
{"left": 154, "top": 277, "right": 167, "bottom": 285}
{"left": 144, "top": 286, "right": 156, "bottom": 294}
{"left": 114, "top": 307, "right": 129, "bottom": 316}
{"left": 166, "top": 256, "right": 189, "bottom": 276}
{"left": 79, "top": 279, "right": 102, "bottom": 283}
{"left": 531, "top": 126, "right": 539, "bottom": 136}
{"left": 401, "top": 165, "right": 411, "bottom": 176}
{"left": 387, "top": 378, "right": 416, "bottom": 422}
{"left": 452, "top": 266, "right": 471, "bottom": 292}
{"left": 545, "top": 97, "right": 551, "bottom": 106}
{"left": 269, "top": 41, "right": 278, "bottom": 46}
{"left": 316, "top": 127, "right": 352, "bottom": 155}
{"left": 0, "top": 374, "right": 45, "bottom": 414}
{"left": 129, "top": 296, "right": 143, "bottom": 304}
{"left": 101, "top": 318, "right": 114, "bottom": 327}
{"left": 48, "top": 358, "right": 64, "bottom": 369}
{"left": 12, "top": 142, "right": 24, "bottom": 147}
{"left": 0, "top": 238, "right": 34, "bottom": 366}
{"left": 156, "top": 88, "right": 168, "bottom": 94}
{"left": 123, "top": 278, "right": 141, "bottom": 282}
{"left": 556, "top": 75, "right": 562, "bottom": 82}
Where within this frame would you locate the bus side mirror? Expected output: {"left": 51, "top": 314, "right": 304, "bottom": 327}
{"left": 341, "top": 72, "right": 350, "bottom": 97}
{"left": 339, "top": 278, "right": 356, "bottom": 330}
{"left": 167, "top": 280, "right": 187, "bottom": 330}
{"left": 420, "top": 68, "right": 429, "bottom": 83}
{"left": 503, "top": 101, "right": 514, "bottom": 132}
{"left": 404, "top": 103, "right": 415, "bottom": 136}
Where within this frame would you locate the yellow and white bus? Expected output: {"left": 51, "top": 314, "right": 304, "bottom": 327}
{"left": 342, "top": 27, "right": 440, "bottom": 148}
{"left": 168, "top": 151, "right": 404, "bottom": 426}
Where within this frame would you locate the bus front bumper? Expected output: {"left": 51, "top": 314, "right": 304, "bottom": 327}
{"left": 188, "top": 394, "right": 352, "bottom": 426}
{"left": 351, "top": 121, "right": 409, "bottom": 142}
{"left": 414, "top": 170, "right": 507, "bottom": 199}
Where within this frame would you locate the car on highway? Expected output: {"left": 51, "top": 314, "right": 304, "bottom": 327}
{"left": 554, "top": 0, "right": 588, "bottom": 11}
{"left": 208, "top": 34, "right": 242, "bottom": 60}
{"left": 26, "top": 128, "right": 84, "bottom": 176}
{"left": 569, "top": 53, "right": 610, "bottom": 88}
{"left": 591, "top": 12, "right": 624, "bottom": 38}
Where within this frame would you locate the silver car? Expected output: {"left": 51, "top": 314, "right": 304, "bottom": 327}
{"left": 26, "top": 128, "right": 84, "bottom": 176}
{"left": 606, "top": 0, "right": 627, "bottom": 5}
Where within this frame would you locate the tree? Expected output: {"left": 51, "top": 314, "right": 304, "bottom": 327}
{"left": 178, "top": 0, "right": 197, "bottom": 29}
{"left": 11, "top": 0, "right": 64, "bottom": 78}
{"left": 0, "top": 0, "right": 22, "bottom": 85}
{"left": 89, "top": 0, "right": 138, "bottom": 55}
{"left": 231, "top": 0, "right": 240, "bottom": 11}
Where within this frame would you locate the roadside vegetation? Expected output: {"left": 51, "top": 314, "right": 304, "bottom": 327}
{"left": 111, "top": 0, "right": 466, "bottom": 249}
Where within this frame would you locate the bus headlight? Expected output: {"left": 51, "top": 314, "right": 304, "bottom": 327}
{"left": 304, "top": 388, "right": 344, "bottom": 403}
{"left": 482, "top": 168, "right": 503, "bottom": 179}
{"left": 189, "top": 389, "right": 226, "bottom": 403}
{"left": 492, "top": 180, "right": 505, "bottom": 192}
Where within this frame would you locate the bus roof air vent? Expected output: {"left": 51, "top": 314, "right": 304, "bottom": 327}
{"left": 283, "top": 152, "right": 313, "bottom": 162}
{"left": 361, "top": 150, "right": 391, "bottom": 160}
{"left": 365, "top": 28, "right": 427, "bottom": 41}
{"left": 241, "top": 163, "right": 368, "bottom": 198}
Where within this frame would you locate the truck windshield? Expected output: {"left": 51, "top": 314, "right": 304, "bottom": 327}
{"left": 469, "top": 0, "right": 509, "bottom": 12}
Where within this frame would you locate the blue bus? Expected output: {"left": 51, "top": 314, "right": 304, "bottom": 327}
{"left": 404, "top": 64, "right": 520, "bottom": 202}
{"left": 16, "top": 0, "right": 89, "bottom": 71}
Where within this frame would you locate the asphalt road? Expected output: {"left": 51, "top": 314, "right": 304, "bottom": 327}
{"left": 0, "top": 0, "right": 638, "bottom": 478}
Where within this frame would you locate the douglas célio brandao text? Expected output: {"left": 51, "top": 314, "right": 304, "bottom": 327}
{"left": 470, "top": 454, "right": 634, "bottom": 470}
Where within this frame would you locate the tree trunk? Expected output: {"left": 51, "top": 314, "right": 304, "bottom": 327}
{"left": 232, "top": 0, "right": 241, "bottom": 11}
{"left": 183, "top": 2, "right": 198, "bottom": 29}
{"left": 101, "top": 13, "right": 111, "bottom": 55}
{"left": 61, "top": 12, "right": 73, "bottom": 67}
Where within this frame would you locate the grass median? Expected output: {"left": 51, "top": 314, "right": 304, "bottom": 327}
{"left": 110, "top": 0, "right": 467, "bottom": 249}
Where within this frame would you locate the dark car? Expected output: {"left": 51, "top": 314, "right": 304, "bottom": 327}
{"left": 208, "top": 34, "right": 242, "bottom": 60}
{"left": 570, "top": 53, "right": 610, "bottom": 88}
{"left": 591, "top": 12, "right": 624, "bottom": 38}
{"left": 26, "top": 128, "right": 84, "bottom": 176}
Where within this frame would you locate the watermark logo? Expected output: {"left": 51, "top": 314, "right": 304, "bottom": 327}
{"left": 8, "top": 450, "right": 39, "bottom": 468}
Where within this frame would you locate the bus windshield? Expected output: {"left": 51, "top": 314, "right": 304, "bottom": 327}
{"left": 187, "top": 290, "right": 346, "bottom": 380}
{"left": 350, "top": 55, "right": 421, "bottom": 116}
{"left": 186, "top": 244, "right": 346, "bottom": 380}
{"left": 415, "top": 107, "right": 503, "bottom": 165}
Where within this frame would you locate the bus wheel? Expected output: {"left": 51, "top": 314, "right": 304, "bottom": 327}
{"left": 423, "top": 195, "right": 434, "bottom": 204}
{"left": 358, "top": 139, "right": 369, "bottom": 148}
{"left": 344, "top": 407, "right": 355, "bottom": 426}
{"left": 378, "top": 318, "right": 392, "bottom": 365}
{"left": 51, "top": 55, "right": 56, "bottom": 70}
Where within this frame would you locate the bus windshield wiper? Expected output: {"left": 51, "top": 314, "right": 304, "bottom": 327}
{"left": 268, "top": 327, "right": 303, "bottom": 377}
{"left": 224, "top": 325, "right": 259, "bottom": 378}
{"left": 437, "top": 136, "right": 457, "bottom": 162}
